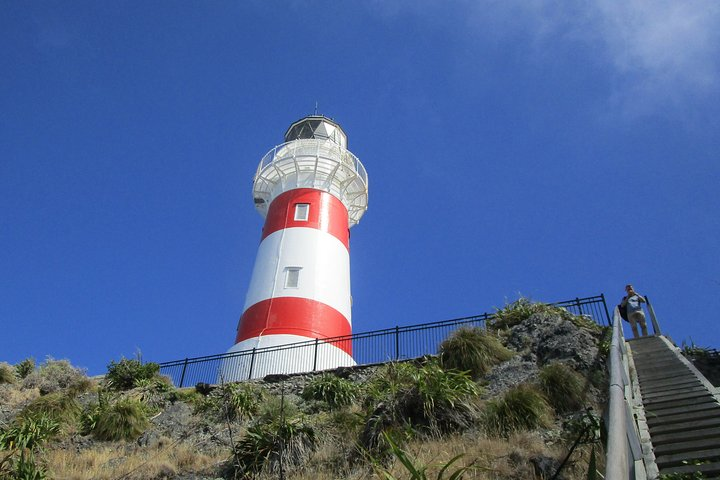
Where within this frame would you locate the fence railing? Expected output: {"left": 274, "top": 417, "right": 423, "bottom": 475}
{"left": 159, "top": 294, "right": 610, "bottom": 387}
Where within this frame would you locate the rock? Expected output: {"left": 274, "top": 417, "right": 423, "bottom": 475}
{"left": 506, "top": 312, "right": 601, "bottom": 372}
{"left": 483, "top": 357, "right": 539, "bottom": 397}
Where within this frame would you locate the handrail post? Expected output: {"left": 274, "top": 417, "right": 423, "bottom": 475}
{"left": 248, "top": 348, "right": 256, "bottom": 380}
{"left": 178, "top": 358, "right": 188, "bottom": 388}
{"left": 645, "top": 295, "right": 661, "bottom": 335}
{"left": 575, "top": 297, "right": 582, "bottom": 316}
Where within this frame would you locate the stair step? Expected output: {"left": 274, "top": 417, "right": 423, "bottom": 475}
{"left": 652, "top": 427, "right": 720, "bottom": 446}
{"left": 643, "top": 389, "right": 712, "bottom": 406}
{"left": 638, "top": 370, "right": 693, "bottom": 382}
{"left": 660, "top": 461, "right": 720, "bottom": 477}
{"left": 647, "top": 409, "right": 720, "bottom": 427}
{"left": 654, "top": 437, "right": 720, "bottom": 456}
{"left": 636, "top": 359, "right": 684, "bottom": 369}
{"left": 646, "top": 400, "right": 720, "bottom": 418}
{"left": 642, "top": 379, "right": 704, "bottom": 394}
{"left": 650, "top": 417, "right": 720, "bottom": 435}
{"left": 655, "top": 448, "right": 720, "bottom": 468}
{"left": 642, "top": 385, "right": 708, "bottom": 400}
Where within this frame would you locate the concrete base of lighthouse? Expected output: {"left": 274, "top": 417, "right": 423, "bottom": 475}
{"left": 218, "top": 334, "right": 355, "bottom": 382}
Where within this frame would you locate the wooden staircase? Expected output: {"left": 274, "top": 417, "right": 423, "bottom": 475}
{"left": 630, "top": 336, "right": 720, "bottom": 478}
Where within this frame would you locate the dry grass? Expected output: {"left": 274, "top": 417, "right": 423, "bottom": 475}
{"left": 43, "top": 438, "right": 226, "bottom": 480}
{"left": 0, "top": 384, "right": 40, "bottom": 412}
{"left": 250, "top": 431, "right": 599, "bottom": 480}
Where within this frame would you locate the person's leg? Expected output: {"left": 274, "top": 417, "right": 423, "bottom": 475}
{"left": 637, "top": 312, "right": 649, "bottom": 336}
{"left": 628, "top": 313, "right": 640, "bottom": 338}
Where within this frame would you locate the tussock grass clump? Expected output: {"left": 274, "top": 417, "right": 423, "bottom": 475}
{"left": 490, "top": 298, "right": 572, "bottom": 330}
{"left": 91, "top": 398, "right": 149, "bottom": 441}
{"left": 0, "top": 362, "right": 16, "bottom": 384}
{"left": 483, "top": 384, "right": 552, "bottom": 437}
{"left": 301, "top": 373, "right": 359, "bottom": 410}
{"left": 360, "top": 360, "right": 481, "bottom": 455}
{"left": 195, "top": 382, "right": 264, "bottom": 421}
{"left": 21, "top": 358, "right": 91, "bottom": 395}
{"left": 105, "top": 358, "right": 160, "bottom": 391}
{"left": 439, "top": 327, "right": 514, "bottom": 378}
{"left": 538, "top": 362, "right": 586, "bottom": 413}
{"left": 19, "top": 391, "right": 81, "bottom": 429}
{"left": 229, "top": 419, "right": 316, "bottom": 477}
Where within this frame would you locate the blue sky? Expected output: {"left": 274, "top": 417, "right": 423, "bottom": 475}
{"left": 2, "top": 1, "right": 719, "bottom": 375}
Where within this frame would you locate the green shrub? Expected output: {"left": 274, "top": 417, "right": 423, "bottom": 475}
{"left": 15, "top": 357, "right": 36, "bottom": 379}
{"left": 105, "top": 358, "right": 160, "bottom": 391}
{"left": 230, "top": 419, "right": 316, "bottom": 477}
{"left": 483, "top": 384, "right": 552, "bottom": 436}
{"left": 133, "top": 376, "right": 174, "bottom": 413}
{"left": 0, "top": 362, "right": 16, "bottom": 384}
{"left": 301, "top": 373, "right": 359, "bottom": 410}
{"left": 91, "top": 397, "right": 149, "bottom": 441}
{"left": 439, "top": 327, "right": 514, "bottom": 378}
{"left": 21, "top": 358, "right": 90, "bottom": 395}
{"left": 538, "top": 362, "right": 586, "bottom": 413}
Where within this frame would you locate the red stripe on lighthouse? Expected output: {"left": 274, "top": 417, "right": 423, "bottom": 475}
{"left": 235, "top": 297, "right": 353, "bottom": 355}
{"left": 261, "top": 188, "right": 350, "bottom": 249}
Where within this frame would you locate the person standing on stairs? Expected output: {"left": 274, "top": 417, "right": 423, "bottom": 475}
{"left": 621, "top": 284, "right": 649, "bottom": 338}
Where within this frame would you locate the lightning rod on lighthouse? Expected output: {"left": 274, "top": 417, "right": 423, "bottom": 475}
{"left": 220, "top": 115, "right": 368, "bottom": 381}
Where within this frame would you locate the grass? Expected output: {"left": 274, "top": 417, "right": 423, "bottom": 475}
{"left": 15, "top": 357, "right": 36, "bottom": 379}
{"left": 439, "top": 327, "right": 514, "bottom": 378}
{"left": 0, "top": 362, "right": 16, "bottom": 385}
{"left": 483, "top": 384, "right": 552, "bottom": 437}
{"left": 360, "top": 360, "right": 481, "bottom": 455}
{"left": 43, "top": 440, "right": 225, "bottom": 480}
{"left": 90, "top": 397, "right": 149, "bottom": 441}
{"left": 19, "top": 391, "right": 82, "bottom": 430}
{"left": 301, "top": 373, "right": 359, "bottom": 410}
{"left": 490, "top": 298, "right": 575, "bottom": 331}
{"left": 538, "top": 362, "right": 586, "bottom": 414}
{"left": 230, "top": 418, "right": 316, "bottom": 477}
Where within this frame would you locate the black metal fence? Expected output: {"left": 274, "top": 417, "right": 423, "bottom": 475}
{"left": 159, "top": 294, "right": 610, "bottom": 387}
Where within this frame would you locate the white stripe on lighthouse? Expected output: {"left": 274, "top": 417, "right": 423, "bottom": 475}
{"left": 242, "top": 227, "right": 352, "bottom": 324}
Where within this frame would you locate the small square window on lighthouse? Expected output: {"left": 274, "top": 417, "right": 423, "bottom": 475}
{"left": 294, "top": 203, "right": 310, "bottom": 221}
{"left": 284, "top": 267, "right": 301, "bottom": 288}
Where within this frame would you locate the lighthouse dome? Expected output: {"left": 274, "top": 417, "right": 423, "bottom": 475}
{"left": 284, "top": 115, "right": 347, "bottom": 149}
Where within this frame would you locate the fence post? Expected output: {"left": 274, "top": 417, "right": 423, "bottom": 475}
{"left": 248, "top": 348, "right": 256, "bottom": 380}
{"left": 313, "top": 338, "right": 319, "bottom": 371}
{"left": 645, "top": 295, "right": 661, "bottom": 335}
{"left": 600, "top": 293, "right": 611, "bottom": 326}
{"left": 178, "top": 358, "right": 188, "bottom": 388}
{"left": 395, "top": 326, "right": 400, "bottom": 360}
{"left": 575, "top": 297, "right": 582, "bottom": 316}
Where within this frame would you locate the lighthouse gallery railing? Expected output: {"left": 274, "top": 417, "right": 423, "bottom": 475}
{"left": 158, "top": 294, "right": 610, "bottom": 388}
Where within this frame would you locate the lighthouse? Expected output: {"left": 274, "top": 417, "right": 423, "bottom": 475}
{"left": 220, "top": 116, "right": 368, "bottom": 381}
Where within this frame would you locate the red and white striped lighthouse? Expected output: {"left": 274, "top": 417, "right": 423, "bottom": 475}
{"left": 221, "top": 116, "right": 368, "bottom": 381}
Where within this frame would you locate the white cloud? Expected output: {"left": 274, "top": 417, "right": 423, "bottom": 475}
{"left": 365, "top": 0, "right": 720, "bottom": 118}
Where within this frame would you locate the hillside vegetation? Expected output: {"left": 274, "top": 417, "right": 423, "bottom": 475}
{"left": 0, "top": 300, "right": 610, "bottom": 479}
